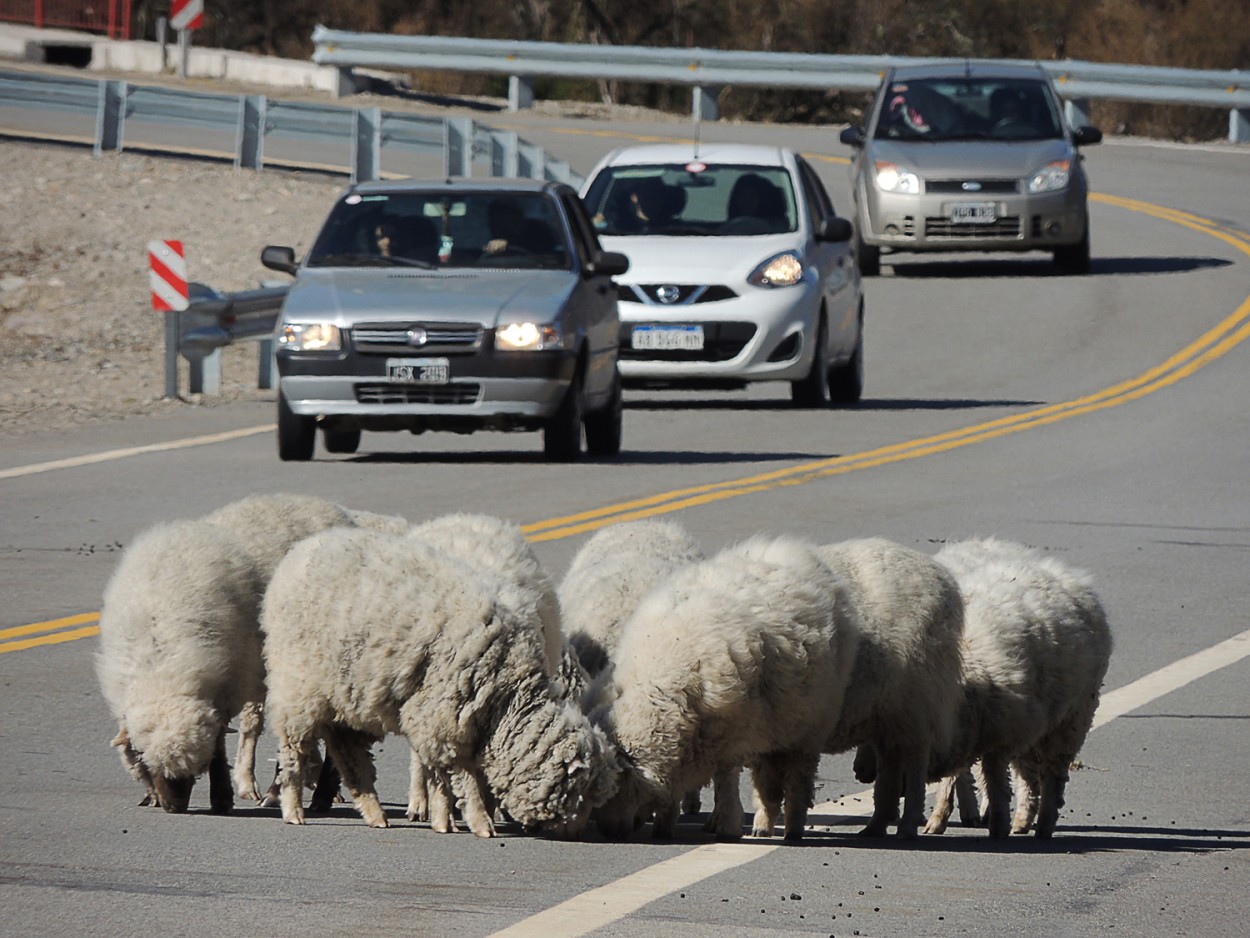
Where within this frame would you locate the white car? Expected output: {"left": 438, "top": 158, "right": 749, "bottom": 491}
{"left": 580, "top": 143, "right": 865, "bottom": 406}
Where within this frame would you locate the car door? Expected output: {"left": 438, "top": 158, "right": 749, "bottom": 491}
{"left": 796, "top": 157, "right": 859, "bottom": 360}
{"left": 558, "top": 189, "right": 621, "bottom": 405}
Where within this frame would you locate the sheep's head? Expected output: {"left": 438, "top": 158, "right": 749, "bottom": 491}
{"left": 120, "top": 696, "right": 220, "bottom": 813}
{"left": 591, "top": 749, "right": 665, "bottom": 841}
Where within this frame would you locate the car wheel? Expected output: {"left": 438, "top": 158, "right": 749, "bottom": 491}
{"left": 828, "top": 309, "right": 865, "bottom": 405}
{"left": 791, "top": 315, "right": 830, "bottom": 408}
{"left": 855, "top": 225, "right": 881, "bottom": 277}
{"left": 322, "top": 428, "right": 361, "bottom": 454}
{"left": 544, "top": 372, "right": 584, "bottom": 462}
{"left": 1054, "top": 217, "right": 1091, "bottom": 274}
{"left": 277, "top": 390, "right": 315, "bottom": 462}
{"left": 584, "top": 368, "right": 623, "bottom": 457}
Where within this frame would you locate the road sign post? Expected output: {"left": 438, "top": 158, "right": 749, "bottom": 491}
{"left": 169, "top": 0, "right": 205, "bottom": 79}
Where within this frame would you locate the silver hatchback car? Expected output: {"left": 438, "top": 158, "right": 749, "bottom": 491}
{"left": 839, "top": 62, "right": 1102, "bottom": 275}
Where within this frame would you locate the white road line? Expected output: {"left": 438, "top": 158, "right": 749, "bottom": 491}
{"left": 0, "top": 425, "right": 273, "bottom": 480}
{"left": 489, "top": 626, "right": 1250, "bottom": 937}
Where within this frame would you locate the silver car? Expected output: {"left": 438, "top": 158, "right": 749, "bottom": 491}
{"left": 839, "top": 62, "right": 1102, "bottom": 275}
{"left": 261, "top": 178, "right": 628, "bottom": 462}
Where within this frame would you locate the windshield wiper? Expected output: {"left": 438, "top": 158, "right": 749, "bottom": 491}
{"left": 306, "top": 253, "right": 435, "bottom": 270}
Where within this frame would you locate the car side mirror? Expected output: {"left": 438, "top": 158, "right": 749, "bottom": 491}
{"left": 261, "top": 245, "right": 298, "bottom": 275}
{"left": 817, "top": 216, "right": 854, "bottom": 243}
{"left": 1073, "top": 125, "right": 1103, "bottom": 147}
{"left": 587, "top": 250, "right": 629, "bottom": 278}
{"left": 839, "top": 126, "right": 866, "bottom": 147}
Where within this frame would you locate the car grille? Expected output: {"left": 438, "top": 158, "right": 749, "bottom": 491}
{"left": 925, "top": 179, "right": 1019, "bottom": 195}
{"left": 618, "top": 284, "right": 739, "bottom": 305}
{"left": 620, "top": 322, "right": 756, "bottom": 362}
{"left": 350, "top": 322, "right": 484, "bottom": 354}
{"left": 924, "top": 216, "right": 1022, "bottom": 239}
{"left": 354, "top": 383, "right": 481, "bottom": 405}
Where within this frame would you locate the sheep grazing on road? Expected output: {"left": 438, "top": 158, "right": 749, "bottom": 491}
{"left": 97, "top": 519, "right": 266, "bottom": 813}
{"left": 813, "top": 538, "right": 966, "bottom": 839}
{"left": 559, "top": 518, "right": 705, "bottom": 679}
{"left": 586, "top": 535, "right": 858, "bottom": 842}
{"left": 261, "top": 528, "right": 620, "bottom": 837}
{"left": 923, "top": 537, "right": 1113, "bottom": 839}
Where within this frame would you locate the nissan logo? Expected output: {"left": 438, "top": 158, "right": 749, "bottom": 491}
{"left": 654, "top": 285, "right": 681, "bottom": 305}
{"left": 961, "top": 181, "right": 983, "bottom": 192}
{"left": 406, "top": 326, "right": 429, "bottom": 346}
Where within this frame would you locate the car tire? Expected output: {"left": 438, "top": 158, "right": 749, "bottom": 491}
{"left": 277, "top": 390, "right": 316, "bottom": 462}
{"left": 856, "top": 225, "right": 881, "bottom": 277}
{"left": 544, "top": 372, "right": 584, "bottom": 462}
{"left": 584, "top": 368, "right": 623, "bottom": 457}
{"left": 791, "top": 315, "right": 830, "bottom": 408}
{"left": 828, "top": 309, "right": 865, "bottom": 405}
{"left": 1054, "top": 217, "right": 1091, "bottom": 274}
{"left": 322, "top": 428, "right": 361, "bottom": 455}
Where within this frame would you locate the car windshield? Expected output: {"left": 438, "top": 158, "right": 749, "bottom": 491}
{"left": 583, "top": 163, "right": 798, "bottom": 237}
{"left": 873, "top": 77, "right": 1064, "bottom": 142}
{"left": 305, "top": 191, "right": 571, "bottom": 270}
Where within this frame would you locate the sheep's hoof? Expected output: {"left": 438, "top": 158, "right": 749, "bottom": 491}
{"left": 922, "top": 820, "right": 948, "bottom": 835}
{"left": 367, "top": 818, "right": 390, "bottom": 829}
{"left": 857, "top": 822, "right": 889, "bottom": 838}
{"left": 282, "top": 814, "right": 306, "bottom": 826}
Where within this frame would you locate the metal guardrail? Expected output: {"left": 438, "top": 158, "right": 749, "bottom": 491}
{"left": 0, "top": 69, "right": 584, "bottom": 185}
{"left": 311, "top": 26, "right": 1250, "bottom": 142}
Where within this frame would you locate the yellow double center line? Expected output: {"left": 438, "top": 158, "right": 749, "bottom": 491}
{"left": 4, "top": 195, "right": 1250, "bottom": 654}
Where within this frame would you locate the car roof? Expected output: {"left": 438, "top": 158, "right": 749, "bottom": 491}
{"left": 346, "top": 177, "right": 562, "bottom": 196}
{"left": 886, "top": 60, "right": 1051, "bottom": 82}
{"left": 598, "top": 142, "right": 797, "bottom": 168}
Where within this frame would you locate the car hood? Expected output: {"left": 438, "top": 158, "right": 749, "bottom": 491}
{"left": 281, "top": 268, "right": 576, "bottom": 326}
{"left": 599, "top": 232, "right": 802, "bottom": 284}
{"left": 867, "top": 138, "right": 1074, "bottom": 178}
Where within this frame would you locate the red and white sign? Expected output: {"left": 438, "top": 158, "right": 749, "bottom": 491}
{"left": 170, "top": 0, "right": 205, "bottom": 31}
{"left": 148, "top": 240, "right": 189, "bottom": 312}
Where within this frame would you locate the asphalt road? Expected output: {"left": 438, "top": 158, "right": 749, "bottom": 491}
{"left": 2, "top": 107, "right": 1249, "bottom": 937}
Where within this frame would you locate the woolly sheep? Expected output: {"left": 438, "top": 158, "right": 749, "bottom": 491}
{"left": 922, "top": 537, "right": 1113, "bottom": 839}
{"left": 812, "top": 538, "right": 966, "bottom": 839}
{"left": 261, "top": 527, "right": 620, "bottom": 836}
{"left": 97, "top": 520, "right": 265, "bottom": 813}
{"left": 586, "top": 535, "right": 858, "bottom": 841}
{"left": 559, "top": 519, "right": 704, "bottom": 679}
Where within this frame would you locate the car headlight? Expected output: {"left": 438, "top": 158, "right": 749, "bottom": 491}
{"left": 1028, "top": 160, "right": 1071, "bottom": 193}
{"left": 278, "top": 322, "right": 341, "bottom": 352}
{"left": 748, "top": 251, "right": 804, "bottom": 288}
{"left": 873, "top": 161, "right": 921, "bottom": 194}
{"left": 495, "top": 322, "right": 565, "bottom": 351}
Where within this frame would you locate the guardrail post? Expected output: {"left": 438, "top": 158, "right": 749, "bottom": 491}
{"left": 445, "top": 116, "right": 474, "bottom": 177}
{"left": 1231, "top": 107, "right": 1250, "bottom": 144}
{"left": 94, "top": 79, "right": 126, "bottom": 156}
{"left": 236, "top": 94, "right": 266, "bottom": 170}
{"left": 544, "top": 158, "right": 577, "bottom": 187}
{"left": 490, "top": 130, "right": 520, "bottom": 177}
{"left": 693, "top": 85, "right": 720, "bottom": 122}
{"left": 352, "top": 107, "right": 382, "bottom": 183}
{"left": 517, "top": 140, "right": 543, "bottom": 180}
{"left": 257, "top": 338, "right": 275, "bottom": 390}
{"left": 1064, "top": 97, "right": 1091, "bottom": 129}
{"left": 189, "top": 349, "right": 222, "bottom": 395}
{"left": 508, "top": 75, "right": 535, "bottom": 111}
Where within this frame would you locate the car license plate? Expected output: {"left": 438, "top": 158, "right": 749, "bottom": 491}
{"left": 386, "top": 357, "right": 450, "bottom": 384}
{"left": 948, "top": 202, "right": 997, "bottom": 224}
{"left": 632, "top": 324, "right": 704, "bottom": 351}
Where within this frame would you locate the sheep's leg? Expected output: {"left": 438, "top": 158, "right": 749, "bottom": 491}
{"left": 954, "top": 768, "right": 982, "bottom": 827}
{"left": 1034, "top": 761, "right": 1070, "bottom": 839}
{"left": 681, "top": 788, "right": 702, "bottom": 816}
{"left": 112, "top": 726, "right": 160, "bottom": 807}
{"left": 232, "top": 700, "right": 264, "bottom": 801}
{"left": 276, "top": 733, "right": 313, "bottom": 825}
{"left": 320, "top": 725, "right": 387, "bottom": 829}
{"left": 861, "top": 752, "right": 903, "bottom": 837}
{"left": 705, "top": 768, "right": 745, "bottom": 839}
{"left": 750, "top": 761, "right": 783, "bottom": 838}
{"left": 208, "top": 729, "right": 234, "bottom": 814}
{"left": 973, "top": 761, "right": 992, "bottom": 823}
{"left": 895, "top": 748, "right": 929, "bottom": 840}
{"left": 980, "top": 754, "right": 1013, "bottom": 839}
{"left": 458, "top": 768, "right": 497, "bottom": 838}
{"left": 778, "top": 751, "right": 819, "bottom": 841}
{"left": 1010, "top": 762, "right": 1039, "bottom": 834}
{"left": 651, "top": 797, "right": 680, "bottom": 839}
{"left": 923, "top": 774, "right": 957, "bottom": 835}
{"left": 852, "top": 743, "right": 877, "bottom": 784}
{"left": 308, "top": 751, "right": 342, "bottom": 813}
{"left": 406, "top": 751, "right": 430, "bottom": 823}
{"left": 427, "top": 768, "right": 457, "bottom": 833}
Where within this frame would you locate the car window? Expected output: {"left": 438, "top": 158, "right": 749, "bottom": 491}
{"left": 583, "top": 162, "right": 798, "bottom": 237}
{"left": 796, "top": 156, "right": 834, "bottom": 222}
{"left": 559, "top": 190, "right": 601, "bottom": 267}
{"left": 306, "top": 191, "right": 572, "bottom": 271}
{"left": 872, "top": 77, "right": 1064, "bottom": 142}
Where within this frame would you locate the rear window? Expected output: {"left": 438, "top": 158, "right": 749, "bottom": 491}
{"left": 874, "top": 77, "right": 1063, "bottom": 142}
{"left": 582, "top": 162, "right": 797, "bottom": 237}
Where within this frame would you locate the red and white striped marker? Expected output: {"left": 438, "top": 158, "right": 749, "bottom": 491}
{"left": 148, "top": 240, "right": 189, "bottom": 312}
{"left": 170, "top": 0, "right": 205, "bottom": 31}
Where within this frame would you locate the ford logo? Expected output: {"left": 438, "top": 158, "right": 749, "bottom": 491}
{"left": 406, "top": 326, "right": 429, "bottom": 347}
{"left": 961, "top": 181, "right": 983, "bottom": 192}
{"left": 655, "top": 285, "right": 681, "bottom": 305}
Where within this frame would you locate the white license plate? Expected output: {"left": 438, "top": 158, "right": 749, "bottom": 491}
{"left": 632, "top": 324, "right": 705, "bottom": 351}
{"left": 386, "top": 357, "right": 450, "bottom": 384}
{"left": 948, "top": 202, "right": 997, "bottom": 224}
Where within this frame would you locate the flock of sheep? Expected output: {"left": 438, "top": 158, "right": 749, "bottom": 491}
{"left": 96, "top": 492, "right": 1113, "bottom": 842}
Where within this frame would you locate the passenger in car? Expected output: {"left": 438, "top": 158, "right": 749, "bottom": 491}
{"left": 722, "top": 173, "right": 788, "bottom": 234}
